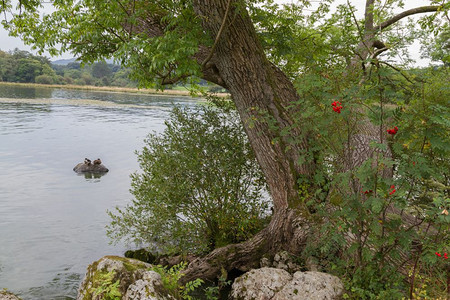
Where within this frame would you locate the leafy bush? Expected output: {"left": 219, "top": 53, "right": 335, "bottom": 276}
{"left": 35, "top": 74, "right": 54, "bottom": 84}
{"left": 108, "top": 102, "right": 269, "bottom": 254}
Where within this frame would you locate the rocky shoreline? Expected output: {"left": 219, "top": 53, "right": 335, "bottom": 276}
{"left": 74, "top": 250, "right": 343, "bottom": 300}
{"left": 1, "top": 251, "right": 344, "bottom": 300}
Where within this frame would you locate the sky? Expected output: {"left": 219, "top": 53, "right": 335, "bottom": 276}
{"left": 0, "top": 0, "right": 435, "bottom": 64}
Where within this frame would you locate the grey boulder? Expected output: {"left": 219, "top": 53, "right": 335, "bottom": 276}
{"left": 231, "top": 268, "right": 343, "bottom": 300}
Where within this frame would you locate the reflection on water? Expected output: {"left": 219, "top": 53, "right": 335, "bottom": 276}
{"left": 0, "top": 85, "right": 198, "bottom": 299}
{"left": 78, "top": 172, "right": 108, "bottom": 182}
{"left": 0, "top": 85, "right": 54, "bottom": 99}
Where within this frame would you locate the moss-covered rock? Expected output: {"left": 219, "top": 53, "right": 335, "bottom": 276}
{"left": 77, "top": 256, "right": 174, "bottom": 300}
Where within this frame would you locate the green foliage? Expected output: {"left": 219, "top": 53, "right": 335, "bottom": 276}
{"left": 88, "top": 270, "right": 122, "bottom": 300}
{"left": 150, "top": 262, "right": 203, "bottom": 300}
{"left": 0, "top": 48, "right": 135, "bottom": 86}
{"left": 91, "top": 62, "right": 113, "bottom": 79}
{"left": 35, "top": 74, "right": 54, "bottom": 84}
{"left": 107, "top": 102, "right": 269, "bottom": 254}
{"left": 298, "top": 63, "right": 450, "bottom": 298}
{"left": 0, "top": 48, "right": 56, "bottom": 83}
{"left": 202, "top": 274, "right": 232, "bottom": 300}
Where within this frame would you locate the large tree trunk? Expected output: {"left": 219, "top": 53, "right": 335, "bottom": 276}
{"left": 180, "top": 0, "right": 315, "bottom": 282}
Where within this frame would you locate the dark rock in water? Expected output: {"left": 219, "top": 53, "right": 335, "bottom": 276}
{"left": 73, "top": 162, "right": 109, "bottom": 173}
{"left": 124, "top": 248, "right": 157, "bottom": 264}
{"left": 124, "top": 249, "right": 198, "bottom": 268}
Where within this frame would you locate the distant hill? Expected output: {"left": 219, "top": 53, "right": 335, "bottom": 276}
{"left": 51, "top": 58, "right": 116, "bottom": 65}
{"left": 51, "top": 58, "right": 78, "bottom": 65}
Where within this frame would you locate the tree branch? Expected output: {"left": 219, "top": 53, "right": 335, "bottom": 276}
{"left": 201, "top": 0, "right": 232, "bottom": 68}
{"left": 379, "top": 61, "right": 414, "bottom": 84}
{"left": 377, "top": 5, "right": 441, "bottom": 32}
{"left": 364, "top": 0, "right": 375, "bottom": 32}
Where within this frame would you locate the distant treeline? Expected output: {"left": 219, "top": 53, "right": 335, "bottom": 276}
{"left": 0, "top": 49, "right": 227, "bottom": 93}
{"left": 0, "top": 49, "right": 137, "bottom": 87}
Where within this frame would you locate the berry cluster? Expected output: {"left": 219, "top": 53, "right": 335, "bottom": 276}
{"left": 331, "top": 101, "right": 343, "bottom": 113}
{"left": 435, "top": 252, "right": 448, "bottom": 259}
{"left": 387, "top": 126, "right": 398, "bottom": 135}
{"left": 389, "top": 185, "right": 396, "bottom": 195}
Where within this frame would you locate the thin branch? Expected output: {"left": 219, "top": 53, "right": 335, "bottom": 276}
{"left": 1, "top": 0, "right": 8, "bottom": 21}
{"left": 379, "top": 61, "right": 414, "bottom": 84}
{"left": 161, "top": 74, "right": 191, "bottom": 85}
{"left": 93, "top": 20, "right": 127, "bottom": 43}
{"left": 372, "top": 47, "right": 388, "bottom": 59}
{"left": 201, "top": 0, "right": 232, "bottom": 68}
{"left": 348, "top": 0, "right": 369, "bottom": 54}
{"left": 377, "top": 5, "right": 441, "bottom": 32}
{"left": 112, "top": 0, "right": 130, "bottom": 17}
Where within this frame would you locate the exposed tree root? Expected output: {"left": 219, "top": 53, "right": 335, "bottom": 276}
{"left": 181, "top": 209, "right": 311, "bottom": 284}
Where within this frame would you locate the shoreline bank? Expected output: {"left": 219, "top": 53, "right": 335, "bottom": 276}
{"left": 0, "top": 82, "right": 229, "bottom": 98}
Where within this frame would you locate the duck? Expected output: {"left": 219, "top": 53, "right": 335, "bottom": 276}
{"left": 93, "top": 158, "right": 102, "bottom": 165}
{"left": 84, "top": 158, "right": 92, "bottom": 165}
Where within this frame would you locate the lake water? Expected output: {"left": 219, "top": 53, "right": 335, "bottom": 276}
{"left": 0, "top": 85, "right": 198, "bottom": 299}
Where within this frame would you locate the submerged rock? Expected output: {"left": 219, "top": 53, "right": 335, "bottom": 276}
{"left": 231, "top": 268, "right": 343, "bottom": 300}
{"left": 0, "top": 291, "right": 22, "bottom": 300}
{"left": 77, "top": 256, "right": 173, "bottom": 300}
{"left": 73, "top": 158, "right": 109, "bottom": 173}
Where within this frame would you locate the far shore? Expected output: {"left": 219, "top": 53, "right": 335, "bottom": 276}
{"left": 0, "top": 81, "right": 230, "bottom": 98}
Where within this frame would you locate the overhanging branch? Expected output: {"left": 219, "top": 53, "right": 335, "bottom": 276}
{"left": 377, "top": 5, "right": 441, "bottom": 32}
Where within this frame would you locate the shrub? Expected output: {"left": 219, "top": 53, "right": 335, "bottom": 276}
{"left": 35, "top": 74, "right": 54, "bottom": 84}
{"left": 108, "top": 102, "right": 269, "bottom": 254}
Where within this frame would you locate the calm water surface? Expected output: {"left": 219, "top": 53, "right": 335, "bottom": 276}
{"left": 0, "top": 85, "right": 198, "bottom": 299}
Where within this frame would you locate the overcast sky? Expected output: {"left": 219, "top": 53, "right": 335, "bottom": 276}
{"left": 0, "top": 0, "right": 434, "bottom": 64}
